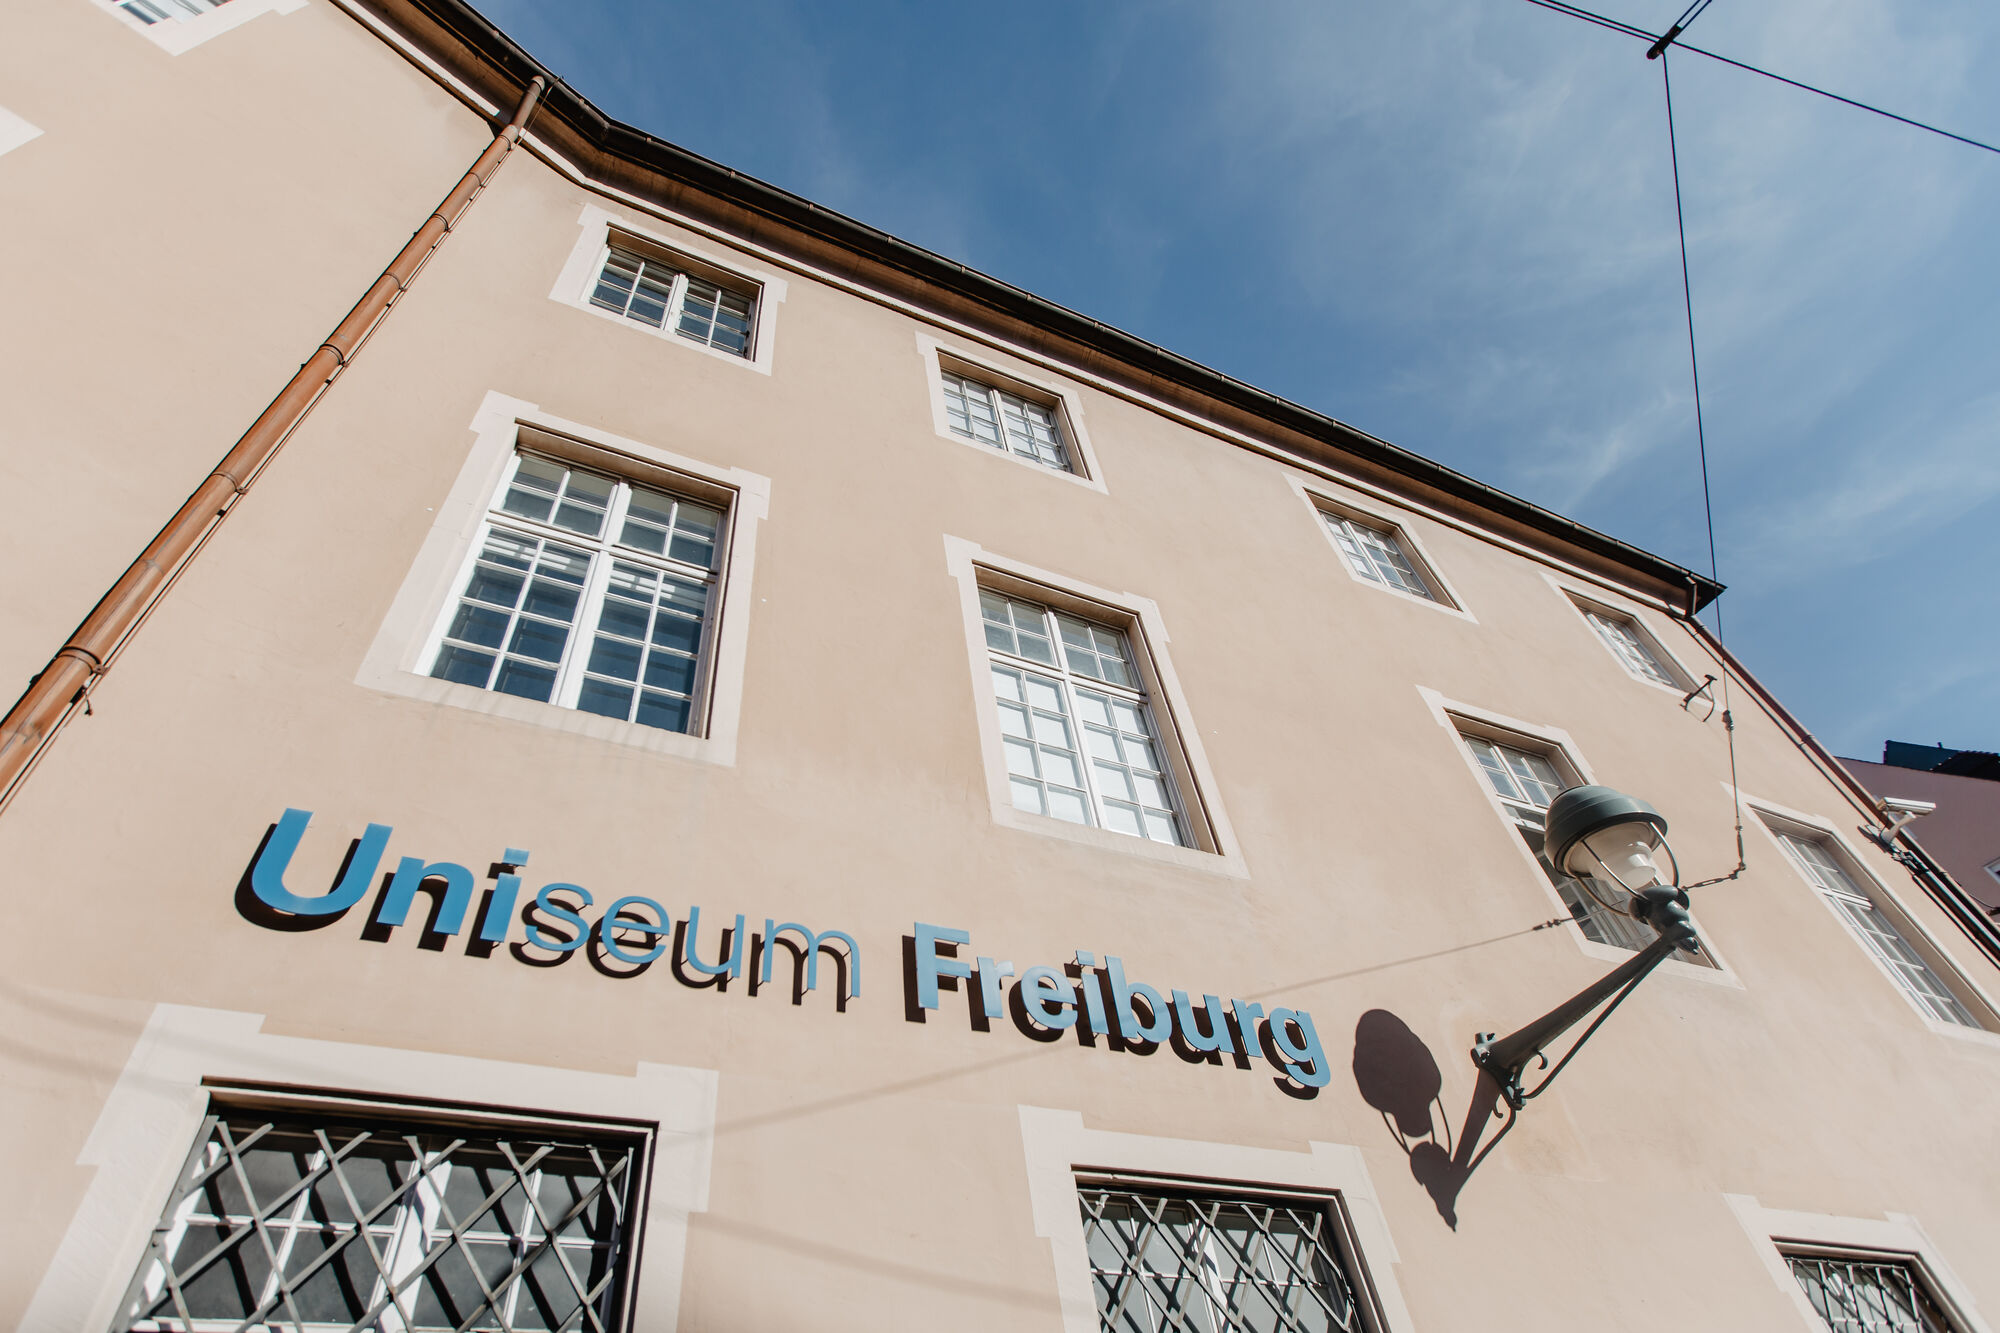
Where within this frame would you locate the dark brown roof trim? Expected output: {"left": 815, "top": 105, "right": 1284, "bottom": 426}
{"left": 379, "top": 0, "right": 1725, "bottom": 614}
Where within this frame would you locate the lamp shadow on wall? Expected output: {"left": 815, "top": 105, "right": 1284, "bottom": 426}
{"left": 1351, "top": 1009, "right": 1512, "bottom": 1230}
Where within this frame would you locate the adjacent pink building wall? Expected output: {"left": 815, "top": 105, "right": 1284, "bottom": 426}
{"left": 1842, "top": 757, "right": 2000, "bottom": 913}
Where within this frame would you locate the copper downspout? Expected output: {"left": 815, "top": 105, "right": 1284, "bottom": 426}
{"left": 0, "top": 77, "right": 546, "bottom": 805}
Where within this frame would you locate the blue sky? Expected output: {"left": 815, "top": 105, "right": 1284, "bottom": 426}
{"left": 476, "top": 0, "right": 1998, "bottom": 759}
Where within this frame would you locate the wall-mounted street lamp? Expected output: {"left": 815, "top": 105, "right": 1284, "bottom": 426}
{"left": 1473, "top": 785, "right": 1700, "bottom": 1110}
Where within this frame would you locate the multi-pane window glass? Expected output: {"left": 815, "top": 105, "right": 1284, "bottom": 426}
{"left": 590, "top": 245, "right": 754, "bottom": 357}
{"left": 116, "top": 1107, "right": 638, "bottom": 1333}
{"left": 1078, "top": 1185, "right": 1368, "bottom": 1333}
{"left": 1466, "top": 734, "right": 1718, "bottom": 966}
{"left": 1788, "top": 1255, "right": 1953, "bottom": 1332}
{"left": 1583, "top": 607, "right": 1679, "bottom": 687}
{"left": 1321, "top": 512, "right": 1436, "bottom": 600}
{"left": 1775, "top": 831, "right": 1979, "bottom": 1026}
{"left": 983, "top": 590, "right": 1183, "bottom": 845}
{"left": 940, "top": 370, "right": 1072, "bottom": 472}
{"left": 118, "top": 0, "right": 226, "bottom": 21}
{"left": 431, "top": 452, "right": 721, "bottom": 735}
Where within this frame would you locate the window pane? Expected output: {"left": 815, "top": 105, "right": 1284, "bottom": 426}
{"left": 1777, "top": 833, "right": 1978, "bottom": 1025}
{"left": 677, "top": 276, "right": 755, "bottom": 356}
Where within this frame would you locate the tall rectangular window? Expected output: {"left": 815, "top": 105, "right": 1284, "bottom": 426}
{"left": 1773, "top": 829, "right": 1979, "bottom": 1026}
{"left": 1077, "top": 1185, "right": 1369, "bottom": 1333}
{"left": 983, "top": 589, "right": 1183, "bottom": 845}
{"left": 1321, "top": 511, "right": 1438, "bottom": 601}
{"left": 116, "top": 1105, "right": 640, "bottom": 1332}
{"left": 429, "top": 451, "right": 723, "bottom": 735}
{"left": 1787, "top": 1254, "right": 1954, "bottom": 1332}
{"left": 1464, "top": 732, "right": 1717, "bottom": 965}
{"left": 941, "top": 369, "right": 1073, "bottom": 472}
{"left": 590, "top": 244, "right": 755, "bottom": 357}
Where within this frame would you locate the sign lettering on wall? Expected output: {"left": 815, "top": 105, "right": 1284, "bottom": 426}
{"left": 243, "top": 808, "right": 1328, "bottom": 1092}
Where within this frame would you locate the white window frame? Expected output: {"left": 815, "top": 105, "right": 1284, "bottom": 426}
{"left": 22, "top": 1003, "right": 716, "bottom": 1333}
{"left": 1419, "top": 688, "right": 1737, "bottom": 983}
{"left": 1018, "top": 1107, "right": 1416, "bottom": 1333}
{"left": 86, "top": 0, "right": 306, "bottom": 55}
{"left": 1556, "top": 583, "right": 1696, "bottom": 692}
{"left": 1726, "top": 1196, "right": 1992, "bottom": 1333}
{"left": 1745, "top": 796, "right": 1999, "bottom": 1037}
{"left": 916, "top": 332, "right": 1106, "bottom": 490}
{"left": 944, "top": 537, "right": 1244, "bottom": 875}
{"left": 417, "top": 448, "right": 725, "bottom": 737}
{"left": 358, "top": 391, "right": 769, "bottom": 767}
{"left": 548, "top": 204, "right": 785, "bottom": 376}
{"left": 1290, "top": 481, "right": 1472, "bottom": 619}
{"left": 982, "top": 588, "right": 1189, "bottom": 848}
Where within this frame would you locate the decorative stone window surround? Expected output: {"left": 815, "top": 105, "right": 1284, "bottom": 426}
{"left": 943, "top": 536, "right": 1246, "bottom": 877}
{"left": 356, "top": 390, "right": 770, "bottom": 767}
{"left": 20, "top": 1003, "right": 717, "bottom": 1333}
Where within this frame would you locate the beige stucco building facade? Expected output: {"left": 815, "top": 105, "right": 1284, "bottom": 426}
{"left": 3, "top": 2, "right": 1997, "bottom": 1329}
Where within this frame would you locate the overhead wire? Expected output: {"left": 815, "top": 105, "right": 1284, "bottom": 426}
{"left": 1658, "top": 48, "right": 1746, "bottom": 883}
{"left": 1516, "top": 0, "right": 2000, "bottom": 155}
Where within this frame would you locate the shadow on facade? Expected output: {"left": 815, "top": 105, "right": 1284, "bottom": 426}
{"left": 1351, "top": 1009, "right": 1512, "bottom": 1229}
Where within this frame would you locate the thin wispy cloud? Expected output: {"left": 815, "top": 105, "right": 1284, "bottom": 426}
{"left": 470, "top": 0, "right": 1998, "bottom": 754}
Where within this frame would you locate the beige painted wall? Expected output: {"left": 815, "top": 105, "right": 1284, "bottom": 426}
{"left": 2, "top": 1, "right": 1996, "bottom": 1328}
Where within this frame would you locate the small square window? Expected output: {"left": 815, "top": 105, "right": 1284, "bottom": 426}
{"left": 1567, "top": 594, "right": 1689, "bottom": 689}
{"left": 1764, "top": 819, "right": 1982, "bottom": 1027}
{"left": 589, "top": 242, "right": 758, "bottom": 358}
{"left": 940, "top": 368, "right": 1074, "bottom": 472}
{"left": 426, "top": 445, "right": 729, "bottom": 736}
{"left": 1785, "top": 1252, "right": 1956, "bottom": 1332}
{"left": 1311, "top": 501, "right": 1460, "bottom": 608}
{"left": 1459, "top": 727, "right": 1719, "bottom": 966}
{"left": 115, "top": 1101, "right": 643, "bottom": 1331}
{"left": 1077, "top": 1184, "right": 1371, "bottom": 1332}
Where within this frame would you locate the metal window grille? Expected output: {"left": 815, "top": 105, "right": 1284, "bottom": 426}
{"left": 940, "top": 369, "right": 1073, "bottom": 472}
{"left": 119, "top": 0, "right": 227, "bottom": 23}
{"left": 589, "top": 245, "right": 754, "bottom": 357}
{"left": 1321, "top": 513, "right": 1435, "bottom": 601}
{"left": 983, "top": 589, "right": 1185, "bottom": 845}
{"left": 1787, "top": 1255, "right": 1953, "bottom": 1332}
{"left": 429, "top": 450, "right": 722, "bottom": 735}
{"left": 1078, "top": 1185, "right": 1368, "bottom": 1333}
{"left": 116, "top": 1106, "right": 640, "bottom": 1333}
{"left": 1465, "top": 734, "right": 1719, "bottom": 966}
{"left": 1775, "top": 832, "right": 1979, "bottom": 1026}
{"left": 1583, "top": 609, "right": 1678, "bottom": 687}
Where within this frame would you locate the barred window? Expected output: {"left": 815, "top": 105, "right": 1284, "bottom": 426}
{"left": 428, "top": 450, "right": 724, "bottom": 736}
{"left": 1320, "top": 511, "right": 1437, "bottom": 601}
{"left": 1578, "top": 604, "right": 1681, "bottom": 688}
{"left": 116, "top": 1105, "right": 640, "bottom": 1333}
{"left": 983, "top": 589, "right": 1185, "bottom": 845}
{"left": 1078, "top": 1185, "right": 1368, "bottom": 1333}
{"left": 590, "top": 244, "right": 755, "bottom": 357}
{"left": 117, "top": 0, "right": 227, "bottom": 23}
{"left": 1787, "top": 1254, "right": 1954, "bottom": 1332}
{"left": 941, "top": 369, "right": 1073, "bottom": 472}
{"left": 1463, "top": 732, "right": 1718, "bottom": 966}
{"left": 1773, "top": 829, "right": 1979, "bottom": 1027}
